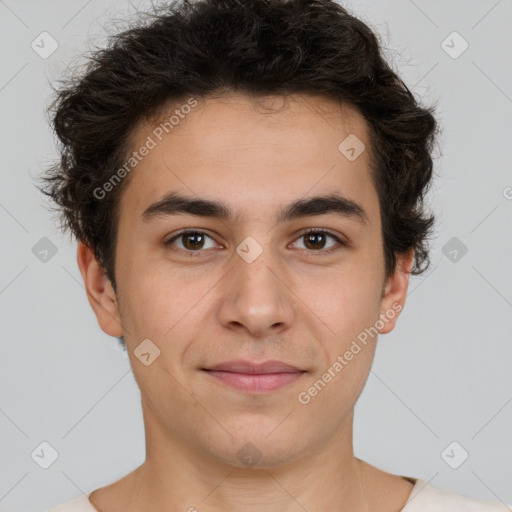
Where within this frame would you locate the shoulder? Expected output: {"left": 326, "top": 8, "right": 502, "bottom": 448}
{"left": 402, "top": 478, "right": 511, "bottom": 512}
{"left": 47, "top": 494, "right": 97, "bottom": 512}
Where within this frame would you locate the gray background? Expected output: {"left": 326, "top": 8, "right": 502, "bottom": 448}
{"left": 1, "top": 0, "right": 511, "bottom": 510}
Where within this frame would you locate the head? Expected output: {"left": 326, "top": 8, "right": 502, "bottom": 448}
{"left": 38, "top": 0, "right": 439, "bottom": 469}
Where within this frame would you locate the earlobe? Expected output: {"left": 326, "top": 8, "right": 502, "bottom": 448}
{"left": 378, "top": 249, "right": 414, "bottom": 335}
{"left": 76, "top": 241, "right": 123, "bottom": 337}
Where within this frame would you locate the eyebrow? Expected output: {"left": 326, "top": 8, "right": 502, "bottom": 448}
{"left": 141, "top": 191, "right": 369, "bottom": 225}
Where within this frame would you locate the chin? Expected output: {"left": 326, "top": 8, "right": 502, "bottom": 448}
{"left": 205, "top": 422, "right": 309, "bottom": 469}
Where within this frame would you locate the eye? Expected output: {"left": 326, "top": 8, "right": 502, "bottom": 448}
{"left": 163, "top": 228, "right": 346, "bottom": 257}
{"left": 291, "top": 228, "right": 345, "bottom": 255}
{"left": 163, "top": 230, "right": 218, "bottom": 256}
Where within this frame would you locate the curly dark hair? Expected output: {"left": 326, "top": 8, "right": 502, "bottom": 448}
{"left": 38, "top": 0, "right": 439, "bottom": 298}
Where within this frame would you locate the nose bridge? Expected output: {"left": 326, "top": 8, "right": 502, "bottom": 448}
{"left": 234, "top": 237, "right": 281, "bottom": 304}
{"left": 217, "top": 234, "right": 295, "bottom": 335}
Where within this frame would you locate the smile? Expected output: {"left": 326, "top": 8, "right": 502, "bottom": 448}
{"left": 202, "top": 370, "right": 306, "bottom": 393}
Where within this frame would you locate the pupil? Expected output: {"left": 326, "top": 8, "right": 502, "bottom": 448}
{"left": 306, "top": 233, "right": 324, "bottom": 249}
{"left": 185, "top": 233, "right": 203, "bottom": 249}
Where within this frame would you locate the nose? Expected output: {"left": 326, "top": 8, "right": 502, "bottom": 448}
{"left": 217, "top": 245, "right": 296, "bottom": 338}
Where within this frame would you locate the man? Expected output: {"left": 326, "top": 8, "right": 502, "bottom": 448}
{"left": 41, "top": 0, "right": 509, "bottom": 510}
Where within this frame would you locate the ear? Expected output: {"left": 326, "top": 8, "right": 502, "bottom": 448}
{"left": 378, "top": 249, "right": 415, "bottom": 335}
{"left": 76, "top": 241, "right": 123, "bottom": 337}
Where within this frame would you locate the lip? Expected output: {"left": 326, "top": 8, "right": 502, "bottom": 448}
{"left": 202, "top": 360, "right": 306, "bottom": 393}
{"left": 203, "top": 359, "right": 304, "bottom": 374}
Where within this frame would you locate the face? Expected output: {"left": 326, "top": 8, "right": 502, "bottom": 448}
{"left": 78, "top": 93, "right": 413, "bottom": 469}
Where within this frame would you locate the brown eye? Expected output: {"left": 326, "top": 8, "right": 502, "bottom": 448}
{"left": 164, "top": 230, "right": 217, "bottom": 254}
{"left": 293, "top": 229, "right": 345, "bottom": 255}
{"left": 303, "top": 232, "right": 328, "bottom": 250}
{"left": 181, "top": 232, "right": 206, "bottom": 250}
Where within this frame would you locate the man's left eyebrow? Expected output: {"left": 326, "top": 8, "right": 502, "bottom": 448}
{"left": 277, "top": 194, "right": 369, "bottom": 225}
{"left": 141, "top": 191, "right": 369, "bottom": 225}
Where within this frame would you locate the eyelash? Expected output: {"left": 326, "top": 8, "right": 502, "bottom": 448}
{"left": 163, "top": 228, "right": 346, "bottom": 257}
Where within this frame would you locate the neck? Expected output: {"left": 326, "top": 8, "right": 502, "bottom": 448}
{"left": 121, "top": 399, "right": 372, "bottom": 512}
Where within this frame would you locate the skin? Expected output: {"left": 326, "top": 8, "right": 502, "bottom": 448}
{"left": 78, "top": 92, "right": 416, "bottom": 512}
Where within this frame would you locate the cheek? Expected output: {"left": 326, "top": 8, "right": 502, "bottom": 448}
{"left": 298, "top": 262, "right": 383, "bottom": 338}
{"left": 116, "top": 257, "right": 217, "bottom": 359}
{"left": 299, "top": 273, "right": 382, "bottom": 411}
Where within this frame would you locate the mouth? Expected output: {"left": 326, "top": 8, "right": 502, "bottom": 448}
{"left": 201, "top": 359, "right": 307, "bottom": 393}
{"left": 202, "top": 369, "right": 306, "bottom": 392}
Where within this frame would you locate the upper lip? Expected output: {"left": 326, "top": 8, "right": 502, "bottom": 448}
{"left": 203, "top": 360, "right": 305, "bottom": 374}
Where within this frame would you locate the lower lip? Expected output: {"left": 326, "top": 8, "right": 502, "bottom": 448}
{"left": 203, "top": 370, "right": 305, "bottom": 392}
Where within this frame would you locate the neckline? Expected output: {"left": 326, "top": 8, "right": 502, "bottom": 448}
{"left": 400, "top": 477, "right": 431, "bottom": 511}
{"left": 84, "top": 476, "right": 426, "bottom": 511}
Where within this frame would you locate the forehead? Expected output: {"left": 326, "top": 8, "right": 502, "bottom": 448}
{"left": 118, "top": 92, "right": 378, "bottom": 226}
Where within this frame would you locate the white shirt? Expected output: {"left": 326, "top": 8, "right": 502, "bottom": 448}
{"left": 47, "top": 477, "right": 511, "bottom": 511}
